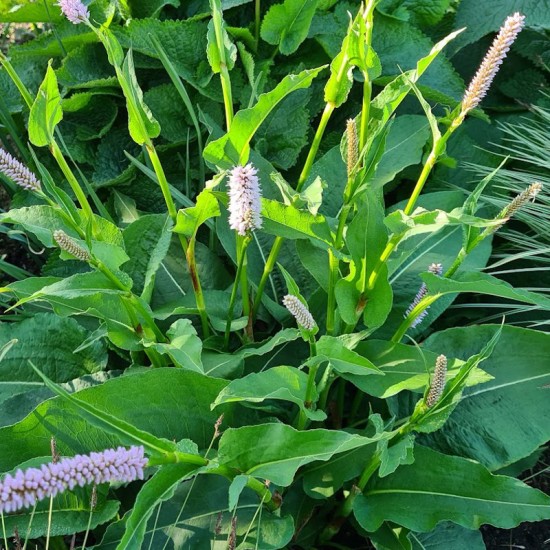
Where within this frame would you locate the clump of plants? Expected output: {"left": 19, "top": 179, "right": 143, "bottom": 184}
{"left": 0, "top": 0, "right": 549, "bottom": 548}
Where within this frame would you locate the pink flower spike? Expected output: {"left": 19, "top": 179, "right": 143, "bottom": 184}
{"left": 227, "top": 163, "right": 262, "bottom": 236}
{"left": 56, "top": 0, "right": 90, "bottom": 24}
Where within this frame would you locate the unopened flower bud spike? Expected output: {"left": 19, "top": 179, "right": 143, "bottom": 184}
{"left": 426, "top": 355, "right": 448, "bottom": 408}
{"left": 0, "top": 148, "right": 41, "bottom": 193}
{"left": 404, "top": 263, "right": 443, "bottom": 329}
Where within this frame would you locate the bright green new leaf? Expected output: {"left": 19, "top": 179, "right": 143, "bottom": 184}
{"left": 218, "top": 423, "right": 383, "bottom": 486}
{"left": 28, "top": 63, "right": 63, "bottom": 146}
{"left": 206, "top": 0, "right": 237, "bottom": 73}
{"left": 261, "top": 0, "right": 319, "bottom": 55}
{"left": 173, "top": 189, "right": 221, "bottom": 239}
{"left": 120, "top": 49, "right": 161, "bottom": 144}
{"left": 213, "top": 365, "right": 326, "bottom": 421}
{"left": 203, "top": 66, "right": 326, "bottom": 168}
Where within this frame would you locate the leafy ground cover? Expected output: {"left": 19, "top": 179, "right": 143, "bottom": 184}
{"left": 0, "top": 0, "right": 549, "bottom": 548}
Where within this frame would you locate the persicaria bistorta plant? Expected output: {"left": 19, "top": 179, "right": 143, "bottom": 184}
{"left": 0, "top": 1, "right": 548, "bottom": 548}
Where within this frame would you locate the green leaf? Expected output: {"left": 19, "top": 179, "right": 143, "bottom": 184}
{"left": 31, "top": 363, "right": 178, "bottom": 456}
{"left": 123, "top": 214, "right": 173, "bottom": 301}
{"left": 98, "top": 476, "right": 294, "bottom": 549}
{"left": 409, "top": 521, "right": 485, "bottom": 550}
{"left": 145, "top": 319, "right": 203, "bottom": 372}
{"left": 203, "top": 66, "right": 326, "bottom": 168}
{"left": 0, "top": 313, "right": 107, "bottom": 404}
{"left": 0, "top": 0, "right": 63, "bottom": 22}
{"left": 261, "top": 198, "right": 332, "bottom": 247}
{"left": 314, "top": 336, "right": 383, "bottom": 377}
{"left": 353, "top": 445, "right": 550, "bottom": 532}
{"left": 422, "top": 271, "right": 550, "bottom": 309}
{"left": 212, "top": 365, "right": 326, "bottom": 421}
{"left": 173, "top": 189, "right": 220, "bottom": 239}
{"left": 378, "top": 433, "right": 415, "bottom": 477}
{"left": 116, "top": 463, "right": 201, "bottom": 550}
{"left": 28, "top": 63, "right": 63, "bottom": 146}
{"left": 261, "top": 0, "right": 319, "bottom": 55}
{"left": 218, "top": 423, "right": 382, "bottom": 486}
{"left": 454, "top": 0, "right": 550, "bottom": 51}
{"left": 120, "top": 49, "right": 161, "bottom": 144}
{"left": 0, "top": 369, "right": 228, "bottom": 472}
{"left": 207, "top": 0, "right": 237, "bottom": 73}
{"left": 371, "top": 115, "right": 430, "bottom": 189}
{"left": 128, "top": 0, "right": 180, "bottom": 18}
{"left": 353, "top": 340, "right": 491, "bottom": 398}
{"left": 324, "top": 9, "right": 381, "bottom": 107}
{"left": 422, "top": 325, "right": 550, "bottom": 471}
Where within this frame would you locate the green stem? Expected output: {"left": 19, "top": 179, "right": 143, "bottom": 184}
{"left": 296, "top": 336, "right": 319, "bottom": 430}
{"left": 296, "top": 102, "right": 335, "bottom": 193}
{"left": 224, "top": 236, "right": 250, "bottom": 349}
{"left": 50, "top": 140, "right": 94, "bottom": 222}
{"left": 184, "top": 234, "right": 210, "bottom": 338}
{"left": 253, "top": 103, "right": 335, "bottom": 316}
{"left": 254, "top": 0, "right": 261, "bottom": 49}
{"left": 252, "top": 235, "right": 283, "bottom": 318}
{"left": 326, "top": 203, "right": 352, "bottom": 335}
{"left": 1, "top": 511, "right": 7, "bottom": 550}
{"left": 146, "top": 143, "right": 178, "bottom": 221}
{"left": 0, "top": 52, "right": 34, "bottom": 109}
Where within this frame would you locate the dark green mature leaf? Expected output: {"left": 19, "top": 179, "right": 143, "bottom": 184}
{"left": 353, "top": 445, "right": 550, "bottom": 532}
{"left": 204, "top": 66, "right": 326, "bottom": 168}
{"left": 454, "top": 0, "right": 550, "bottom": 51}
{"left": 115, "top": 18, "right": 213, "bottom": 92}
{"left": 98, "top": 476, "right": 294, "bottom": 549}
{"left": 56, "top": 43, "right": 117, "bottom": 88}
{"left": 213, "top": 365, "right": 326, "bottom": 421}
{"left": 128, "top": 0, "right": 180, "bottom": 18}
{"left": 409, "top": 522, "right": 485, "bottom": 550}
{"left": 0, "top": 369, "right": 230, "bottom": 472}
{"left": 422, "top": 325, "right": 550, "bottom": 471}
{"left": 32, "top": 364, "right": 178, "bottom": 456}
{"left": 261, "top": 0, "right": 320, "bottom": 55}
{"left": 116, "top": 463, "right": 201, "bottom": 550}
{"left": 0, "top": 313, "right": 107, "bottom": 399}
{"left": 28, "top": 63, "right": 63, "bottom": 146}
{"left": 218, "top": 423, "right": 382, "bottom": 486}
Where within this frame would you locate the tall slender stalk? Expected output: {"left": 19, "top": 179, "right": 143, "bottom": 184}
{"left": 253, "top": 103, "right": 336, "bottom": 316}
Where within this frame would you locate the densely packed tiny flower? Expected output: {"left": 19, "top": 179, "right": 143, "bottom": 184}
{"left": 56, "top": 0, "right": 90, "bottom": 24}
{"left": 283, "top": 294, "right": 316, "bottom": 331}
{"left": 0, "top": 446, "right": 147, "bottom": 514}
{"left": 405, "top": 263, "right": 443, "bottom": 328}
{"left": 499, "top": 182, "right": 542, "bottom": 220}
{"left": 346, "top": 119, "right": 358, "bottom": 176}
{"left": 53, "top": 230, "right": 91, "bottom": 261}
{"left": 461, "top": 13, "right": 525, "bottom": 115}
{"left": 227, "top": 164, "right": 262, "bottom": 236}
{"left": 0, "top": 148, "right": 41, "bottom": 192}
{"left": 426, "top": 355, "right": 448, "bottom": 407}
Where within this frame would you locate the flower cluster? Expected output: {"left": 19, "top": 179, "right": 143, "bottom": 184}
{"left": 426, "top": 355, "right": 448, "bottom": 408}
{"left": 283, "top": 294, "right": 316, "bottom": 331}
{"left": 0, "top": 446, "right": 147, "bottom": 514}
{"left": 53, "top": 230, "right": 91, "bottom": 261}
{"left": 404, "top": 263, "right": 443, "bottom": 328}
{"left": 461, "top": 13, "right": 525, "bottom": 115}
{"left": 346, "top": 119, "right": 358, "bottom": 176}
{"left": 227, "top": 164, "right": 262, "bottom": 236}
{"left": 56, "top": 0, "right": 90, "bottom": 24}
{"left": 0, "top": 148, "right": 41, "bottom": 192}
